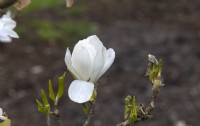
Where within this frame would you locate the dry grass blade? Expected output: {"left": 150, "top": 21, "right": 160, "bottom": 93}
{"left": 66, "top": 0, "right": 73, "bottom": 8}
{"left": 14, "top": 0, "right": 31, "bottom": 10}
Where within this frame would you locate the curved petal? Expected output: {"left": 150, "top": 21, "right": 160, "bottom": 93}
{"left": 0, "top": 30, "right": 7, "bottom": 37}
{"left": 0, "top": 35, "right": 12, "bottom": 43}
{"left": 4, "top": 29, "right": 19, "bottom": 38}
{"left": 64, "top": 48, "right": 80, "bottom": 79}
{"left": 0, "top": 116, "right": 7, "bottom": 121}
{"left": 3, "top": 20, "right": 16, "bottom": 29}
{"left": 76, "top": 39, "right": 97, "bottom": 63}
{"left": 89, "top": 47, "right": 105, "bottom": 83}
{"left": 0, "top": 21, "right": 4, "bottom": 29}
{"left": 72, "top": 43, "right": 93, "bottom": 81}
{"left": 68, "top": 80, "right": 94, "bottom": 103}
{"left": 96, "top": 48, "right": 115, "bottom": 80}
{"left": 87, "top": 35, "right": 103, "bottom": 51}
{"left": 0, "top": 108, "right": 2, "bottom": 116}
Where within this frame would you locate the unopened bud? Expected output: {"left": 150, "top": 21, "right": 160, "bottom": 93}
{"left": 148, "top": 54, "right": 158, "bottom": 65}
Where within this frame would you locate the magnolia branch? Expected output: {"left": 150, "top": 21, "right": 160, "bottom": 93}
{"left": 83, "top": 100, "right": 96, "bottom": 126}
{"left": 52, "top": 107, "right": 63, "bottom": 126}
{"left": 117, "top": 55, "right": 163, "bottom": 126}
{"left": 83, "top": 83, "right": 98, "bottom": 126}
{"left": 116, "top": 87, "right": 161, "bottom": 126}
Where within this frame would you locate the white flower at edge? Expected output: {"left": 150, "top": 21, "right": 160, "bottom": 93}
{"left": 0, "top": 108, "right": 7, "bottom": 121}
{"left": 65, "top": 35, "right": 115, "bottom": 103}
{"left": 0, "top": 11, "right": 19, "bottom": 43}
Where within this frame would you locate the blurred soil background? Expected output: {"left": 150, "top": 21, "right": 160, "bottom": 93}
{"left": 0, "top": 0, "right": 200, "bottom": 126}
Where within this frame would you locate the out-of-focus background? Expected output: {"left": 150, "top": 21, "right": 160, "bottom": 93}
{"left": 0, "top": 0, "right": 200, "bottom": 126}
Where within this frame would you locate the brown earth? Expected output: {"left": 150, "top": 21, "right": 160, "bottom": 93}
{"left": 0, "top": 0, "right": 200, "bottom": 126}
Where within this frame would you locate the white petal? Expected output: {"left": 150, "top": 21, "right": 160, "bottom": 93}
{"left": 0, "top": 108, "right": 2, "bottom": 116}
{"left": 4, "top": 29, "right": 19, "bottom": 38}
{"left": 72, "top": 43, "right": 93, "bottom": 81}
{"left": 0, "top": 35, "right": 12, "bottom": 43}
{"left": 0, "top": 116, "right": 7, "bottom": 121}
{"left": 76, "top": 39, "right": 97, "bottom": 63}
{"left": 0, "top": 21, "right": 4, "bottom": 29}
{"left": 97, "top": 48, "right": 115, "bottom": 80}
{"left": 89, "top": 47, "right": 105, "bottom": 83}
{"left": 87, "top": 35, "right": 103, "bottom": 51}
{"left": 68, "top": 80, "right": 94, "bottom": 103}
{"left": 64, "top": 48, "right": 80, "bottom": 79}
{"left": 0, "top": 30, "right": 7, "bottom": 36}
{"left": 3, "top": 20, "right": 16, "bottom": 29}
{"left": 4, "top": 11, "right": 11, "bottom": 18}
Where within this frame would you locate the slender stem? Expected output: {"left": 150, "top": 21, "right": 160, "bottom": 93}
{"left": 53, "top": 107, "right": 63, "bottom": 126}
{"left": 116, "top": 85, "right": 161, "bottom": 126}
{"left": 83, "top": 84, "right": 98, "bottom": 126}
{"left": 47, "top": 115, "right": 51, "bottom": 126}
{"left": 116, "top": 120, "right": 129, "bottom": 126}
{"left": 83, "top": 100, "right": 96, "bottom": 126}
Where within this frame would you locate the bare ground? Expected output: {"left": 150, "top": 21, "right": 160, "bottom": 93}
{"left": 0, "top": 0, "right": 200, "bottom": 126}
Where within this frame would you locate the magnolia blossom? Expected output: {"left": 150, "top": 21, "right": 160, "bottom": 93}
{"left": 0, "top": 108, "right": 7, "bottom": 121}
{"left": 0, "top": 11, "right": 19, "bottom": 43}
{"left": 65, "top": 35, "right": 115, "bottom": 103}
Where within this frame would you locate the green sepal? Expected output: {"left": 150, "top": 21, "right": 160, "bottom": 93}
{"left": 129, "top": 97, "right": 137, "bottom": 124}
{"left": 67, "top": 69, "right": 77, "bottom": 79}
{"left": 48, "top": 79, "right": 55, "bottom": 101}
{"left": 55, "top": 73, "right": 66, "bottom": 105}
{"left": 148, "top": 58, "right": 163, "bottom": 82}
{"left": 82, "top": 103, "right": 89, "bottom": 114}
{"left": 0, "top": 119, "right": 11, "bottom": 126}
{"left": 89, "top": 92, "right": 97, "bottom": 102}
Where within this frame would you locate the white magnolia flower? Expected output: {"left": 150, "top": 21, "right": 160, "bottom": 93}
{"left": 65, "top": 35, "right": 115, "bottom": 103}
{"left": 0, "top": 11, "right": 19, "bottom": 43}
{"left": 0, "top": 108, "right": 7, "bottom": 121}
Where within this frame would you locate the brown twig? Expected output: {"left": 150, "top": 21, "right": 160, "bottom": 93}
{"left": 83, "top": 101, "right": 96, "bottom": 126}
{"left": 116, "top": 81, "right": 162, "bottom": 126}
{"left": 116, "top": 120, "right": 130, "bottom": 126}
{"left": 0, "top": 0, "right": 17, "bottom": 9}
{"left": 52, "top": 107, "right": 63, "bottom": 126}
{"left": 83, "top": 83, "right": 98, "bottom": 126}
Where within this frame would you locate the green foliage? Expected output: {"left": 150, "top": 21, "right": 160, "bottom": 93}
{"left": 148, "top": 58, "right": 163, "bottom": 82}
{"left": 31, "top": 20, "right": 96, "bottom": 42}
{"left": 55, "top": 73, "right": 66, "bottom": 105}
{"left": 23, "top": 0, "right": 63, "bottom": 12}
{"left": 124, "top": 95, "right": 131, "bottom": 120}
{"left": 49, "top": 80, "right": 55, "bottom": 101}
{"left": 32, "top": 21, "right": 62, "bottom": 42}
{"left": 89, "top": 92, "right": 97, "bottom": 102}
{"left": 0, "top": 119, "right": 11, "bottom": 126}
{"left": 36, "top": 73, "right": 66, "bottom": 114}
{"left": 60, "top": 21, "right": 96, "bottom": 41}
{"left": 124, "top": 96, "right": 137, "bottom": 124}
{"left": 129, "top": 97, "right": 137, "bottom": 124}
{"left": 41, "top": 89, "right": 49, "bottom": 106}
{"left": 67, "top": 6, "right": 89, "bottom": 15}
{"left": 36, "top": 90, "right": 50, "bottom": 115}
{"left": 36, "top": 99, "right": 50, "bottom": 115}
{"left": 82, "top": 103, "right": 89, "bottom": 114}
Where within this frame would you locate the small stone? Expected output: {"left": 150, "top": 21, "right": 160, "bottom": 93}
{"left": 30, "top": 65, "right": 44, "bottom": 74}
